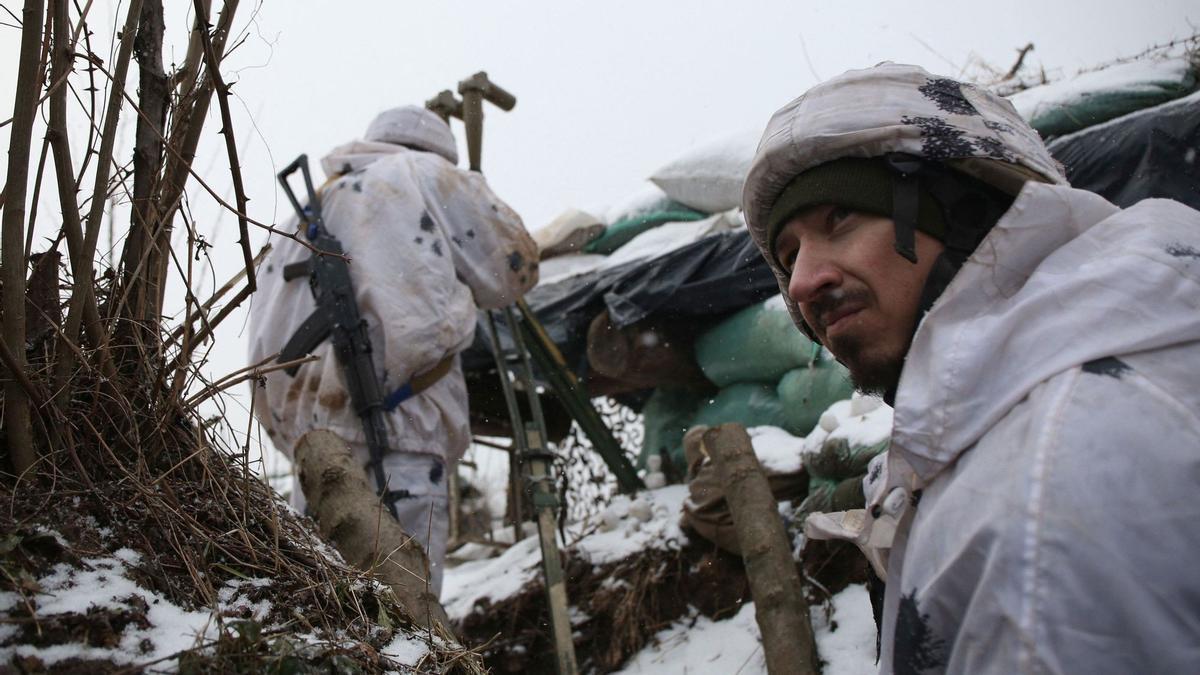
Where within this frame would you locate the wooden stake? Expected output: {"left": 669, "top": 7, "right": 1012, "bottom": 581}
{"left": 704, "top": 423, "right": 819, "bottom": 675}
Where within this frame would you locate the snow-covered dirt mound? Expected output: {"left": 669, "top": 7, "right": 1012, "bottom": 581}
{"left": 446, "top": 469, "right": 879, "bottom": 673}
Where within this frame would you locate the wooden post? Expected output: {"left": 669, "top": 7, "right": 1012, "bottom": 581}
{"left": 294, "top": 430, "right": 451, "bottom": 630}
{"left": 704, "top": 423, "right": 819, "bottom": 675}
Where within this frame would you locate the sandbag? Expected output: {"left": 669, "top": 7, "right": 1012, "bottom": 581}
{"left": 805, "top": 437, "right": 888, "bottom": 483}
{"left": 691, "top": 382, "right": 788, "bottom": 431}
{"left": 533, "top": 208, "right": 606, "bottom": 260}
{"left": 1009, "top": 57, "right": 1197, "bottom": 138}
{"left": 649, "top": 128, "right": 759, "bottom": 213}
{"left": 794, "top": 436, "right": 888, "bottom": 526}
{"left": 775, "top": 362, "right": 855, "bottom": 437}
{"left": 585, "top": 206, "right": 706, "bottom": 255}
{"left": 694, "top": 297, "right": 819, "bottom": 387}
{"left": 639, "top": 385, "right": 708, "bottom": 472}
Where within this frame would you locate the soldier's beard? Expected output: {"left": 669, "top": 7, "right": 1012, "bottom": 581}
{"left": 829, "top": 331, "right": 905, "bottom": 398}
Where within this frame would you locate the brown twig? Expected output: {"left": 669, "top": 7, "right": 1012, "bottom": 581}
{"left": 1003, "top": 43, "right": 1035, "bottom": 80}
{"left": 184, "top": 353, "right": 318, "bottom": 409}
{"left": 164, "top": 243, "right": 270, "bottom": 349}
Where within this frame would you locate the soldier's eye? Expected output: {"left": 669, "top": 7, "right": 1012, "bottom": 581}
{"left": 828, "top": 206, "right": 851, "bottom": 227}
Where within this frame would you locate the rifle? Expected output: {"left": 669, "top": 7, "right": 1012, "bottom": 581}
{"left": 276, "top": 154, "right": 397, "bottom": 518}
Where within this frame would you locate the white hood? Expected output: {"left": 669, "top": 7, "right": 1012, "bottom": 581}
{"left": 894, "top": 182, "right": 1200, "bottom": 484}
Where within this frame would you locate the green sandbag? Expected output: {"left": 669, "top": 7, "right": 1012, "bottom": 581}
{"left": 640, "top": 385, "right": 707, "bottom": 473}
{"left": 690, "top": 382, "right": 788, "bottom": 432}
{"left": 694, "top": 300, "right": 820, "bottom": 387}
{"left": 1022, "top": 59, "right": 1197, "bottom": 138}
{"left": 805, "top": 437, "right": 889, "bottom": 483}
{"left": 584, "top": 206, "right": 706, "bottom": 255}
{"left": 794, "top": 475, "right": 866, "bottom": 525}
{"left": 776, "top": 362, "right": 855, "bottom": 437}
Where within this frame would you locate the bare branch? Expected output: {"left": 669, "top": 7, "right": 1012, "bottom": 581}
{"left": 1004, "top": 43, "right": 1035, "bottom": 80}
{"left": 48, "top": 0, "right": 115, "bottom": 393}
{"left": 2, "top": 0, "right": 48, "bottom": 475}
{"left": 184, "top": 353, "right": 318, "bottom": 409}
{"left": 164, "top": 242, "right": 270, "bottom": 349}
{"left": 193, "top": 0, "right": 255, "bottom": 295}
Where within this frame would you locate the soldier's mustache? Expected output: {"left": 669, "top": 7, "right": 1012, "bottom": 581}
{"left": 808, "top": 287, "right": 869, "bottom": 333}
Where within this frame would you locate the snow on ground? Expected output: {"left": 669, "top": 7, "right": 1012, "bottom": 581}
{"left": 443, "top": 486, "right": 690, "bottom": 621}
{"left": 0, "top": 548, "right": 258, "bottom": 668}
{"left": 616, "top": 583, "right": 876, "bottom": 675}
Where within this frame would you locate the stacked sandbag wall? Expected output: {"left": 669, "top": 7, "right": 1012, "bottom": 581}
{"left": 638, "top": 296, "right": 855, "bottom": 473}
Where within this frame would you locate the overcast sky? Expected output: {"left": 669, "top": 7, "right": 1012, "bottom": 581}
{"left": 1, "top": 0, "right": 1195, "bottom": 468}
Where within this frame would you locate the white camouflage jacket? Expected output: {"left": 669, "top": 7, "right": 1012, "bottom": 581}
{"left": 841, "top": 182, "right": 1200, "bottom": 674}
{"left": 248, "top": 141, "right": 537, "bottom": 463}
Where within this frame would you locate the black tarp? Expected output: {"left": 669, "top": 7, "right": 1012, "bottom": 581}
{"left": 463, "top": 229, "right": 779, "bottom": 376}
{"left": 1048, "top": 91, "right": 1200, "bottom": 210}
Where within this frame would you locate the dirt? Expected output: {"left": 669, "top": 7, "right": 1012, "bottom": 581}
{"left": 454, "top": 524, "right": 870, "bottom": 674}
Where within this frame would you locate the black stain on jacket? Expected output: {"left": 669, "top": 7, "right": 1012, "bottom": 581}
{"left": 466, "top": 229, "right": 476, "bottom": 239}
{"left": 420, "top": 212, "right": 435, "bottom": 232}
{"left": 1166, "top": 243, "right": 1200, "bottom": 259}
{"left": 894, "top": 590, "right": 949, "bottom": 675}
{"left": 352, "top": 181, "right": 362, "bottom": 193}
{"left": 429, "top": 462, "right": 443, "bottom": 485}
{"left": 432, "top": 240, "right": 443, "bottom": 257}
{"left": 919, "top": 78, "right": 979, "bottom": 116}
{"left": 1082, "top": 356, "right": 1131, "bottom": 379}
{"left": 507, "top": 251, "right": 524, "bottom": 272}
{"left": 451, "top": 235, "right": 464, "bottom": 247}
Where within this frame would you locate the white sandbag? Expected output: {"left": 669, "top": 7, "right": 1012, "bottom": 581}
{"left": 649, "top": 128, "right": 760, "bottom": 214}
{"left": 533, "top": 207, "right": 606, "bottom": 260}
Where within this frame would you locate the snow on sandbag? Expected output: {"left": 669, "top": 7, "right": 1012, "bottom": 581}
{"left": 1009, "top": 56, "right": 1197, "bottom": 138}
{"left": 649, "top": 128, "right": 760, "bottom": 214}
{"left": 603, "top": 181, "right": 677, "bottom": 224}
{"left": 586, "top": 198, "right": 706, "bottom": 255}
{"left": 691, "top": 381, "right": 789, "bottom": 432}
{"left": 533, "top": 207, "right": 606, "bottom": 260}
{"left": 694, "top": 294, "right": 819, "bottom": 387}
{"left": 775, "top": 359, "right": 855, "bottom": 438}
{"left": 536, "top": 252, "right": 608, "bottom": 285}
{"left": 599, "top": 209, "right": 743, "bottom": 269}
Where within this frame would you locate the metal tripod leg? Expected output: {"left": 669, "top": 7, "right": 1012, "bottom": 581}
{"left": 484, "top": 307, "right": 579, "bottom": 675}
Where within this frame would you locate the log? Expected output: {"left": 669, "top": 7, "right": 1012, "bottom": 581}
{"left": 293, "top": 430, "right": 451, "bottom": 630}
{"left": 704, "top": 423, "right": 818, "bottom": 675}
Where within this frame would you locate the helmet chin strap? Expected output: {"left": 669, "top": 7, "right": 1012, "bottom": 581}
{"left": 882, "top": 154, "right": 1016, "bottom": 405}
{"left": 886, "top": 154, "right": 924, "bottom": 264}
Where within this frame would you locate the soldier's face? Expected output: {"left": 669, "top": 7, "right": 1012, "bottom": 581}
{"left": 773, "top": 204, "right": 944, "bottom": 395}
